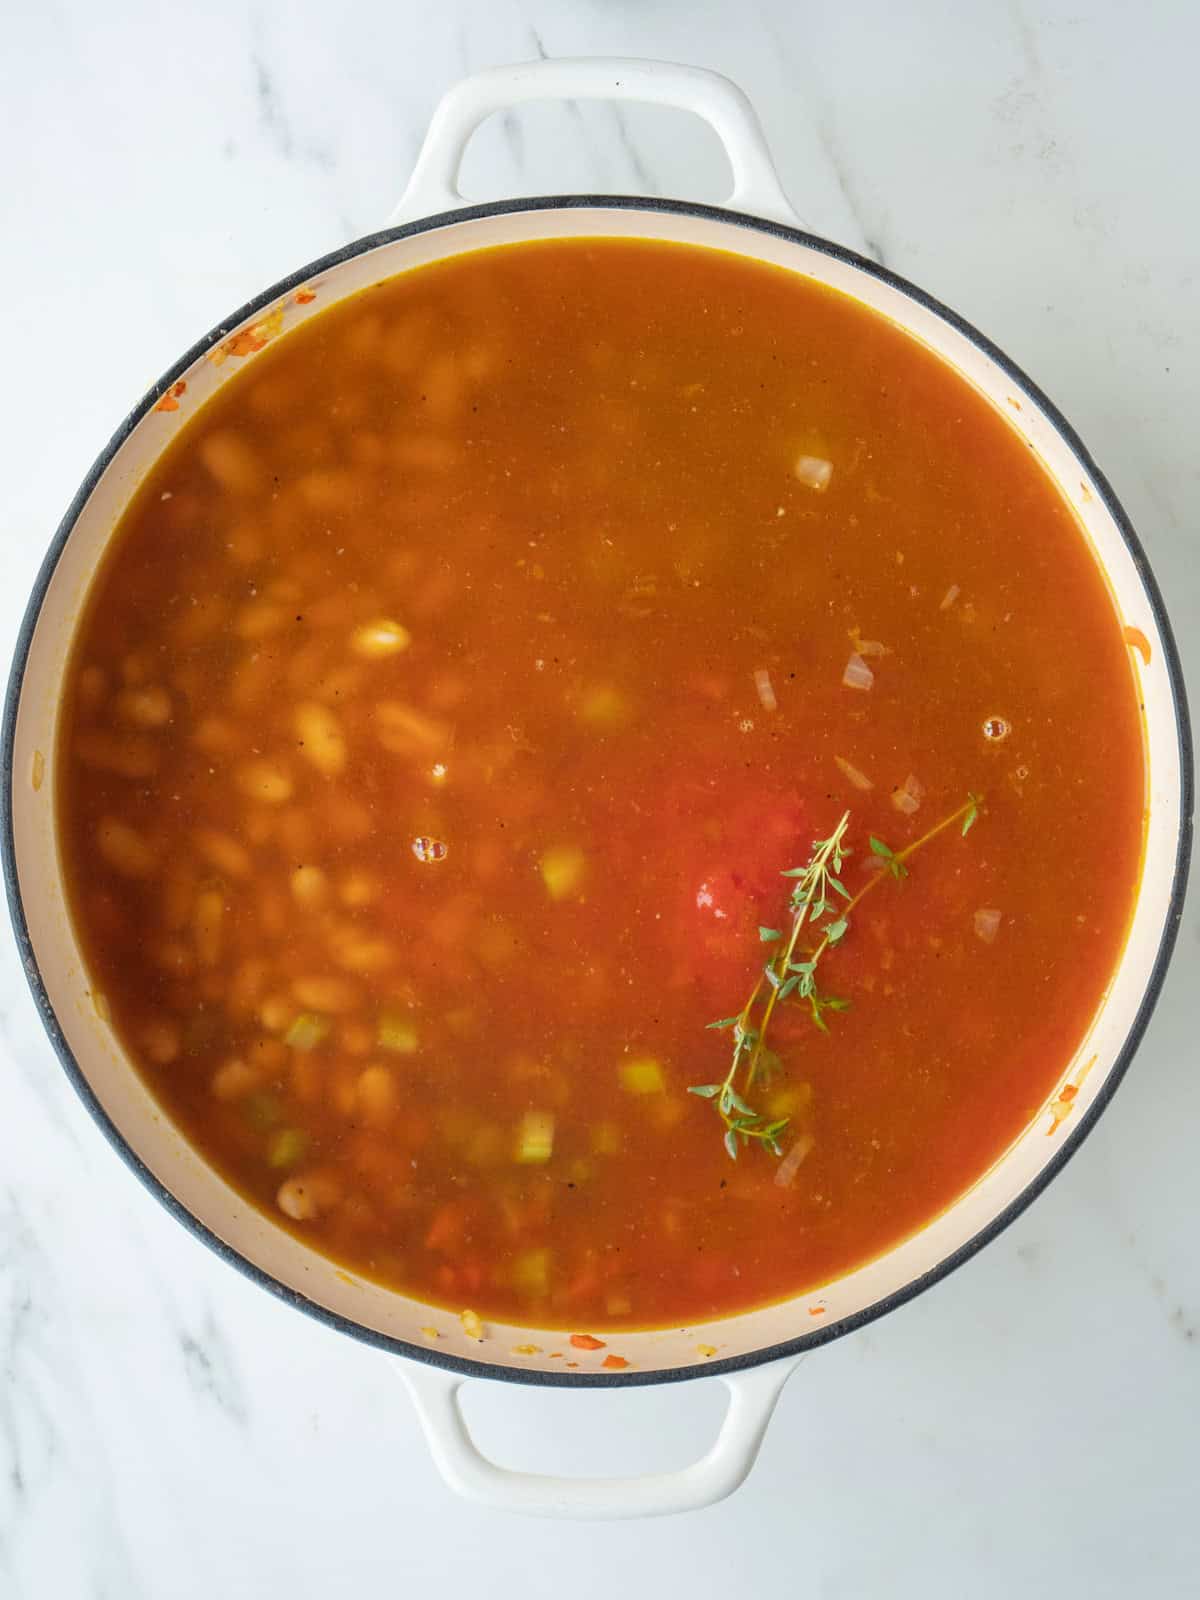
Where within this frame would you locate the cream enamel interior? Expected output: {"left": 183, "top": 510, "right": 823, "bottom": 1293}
{"left": 8, "top": 204, "right": 1184, "bottom": 1377}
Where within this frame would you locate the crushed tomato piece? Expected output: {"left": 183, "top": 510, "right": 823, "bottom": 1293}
{"left": 569, "top": 1333, "right": 606, "bottom": 1350}
{"left": 154, "top": 380, "right": 187, "bottom": 413}
{"left": 1123, "top": 625, "right": 1152, "bottom": 665}
{"left": 208, "top": 305, "right": 286, "bottom": 365}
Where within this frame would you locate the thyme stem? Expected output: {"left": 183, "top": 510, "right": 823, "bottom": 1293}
{"left": 689, "top": 794, "right": 982, "bottom": 1159}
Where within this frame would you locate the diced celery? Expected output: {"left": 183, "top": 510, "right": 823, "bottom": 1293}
{"left": 243, "top": 1091, "right": 282, "bottom": 1131}
{"left": 465, "top": 1124, "right": 505, "bottom": 1167}
{"left": 515, "top": 1109, "right": 555, "bottom": 1164}
{"left": 512, "top": 1248, "right": 551, "bottom": 1296}
{"left": 619, "top": 1057, "right": 664, "bottom": 1095}
{"left": 377, "top": 1011, "right": 419, "bottom": 1053}
{"left": 268, "top": 1127, "right": 309, "bottom": 1169}
{"left": 579, "top": 685, "right": 632, "bottom": 730}
{"left": 284, "top": 1012, "right": 329, "bottom": 1051}
{"left": 767, "top": 1081, "right": 813, "bottom": 1119}
{"left": 540, "top": 845, "right": 586, "bottom": 901}
{"left": 590, "top": 1121, "right": 622, "bottom": 1156}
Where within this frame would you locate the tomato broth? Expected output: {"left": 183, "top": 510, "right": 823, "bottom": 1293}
{"left": 56, "top": 239, "right": 1145, "bottom": 1329}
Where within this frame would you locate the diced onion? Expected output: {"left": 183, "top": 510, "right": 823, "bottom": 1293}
{"left": 284, "top": 1012, "right": 330, "bottom": 1051}
{"left": 515, "top": 1110, "right": 555, "bottom": 1164}
{"left": 834, "top": 755, "right": 874, "bottom": 791}
{"left": 891, "top": 773, "right": 925, "bottom": 816}
{"left": 974, "top": 908, "right": 1001, "bottom": 944}
{"left": 940, "top": 584, "right": 961, "bottom": 612}
{"left": 853, "top": 637, "right": 888, "bottom": 658}
{"left": 620, "top": 1058, "right": 664, "bottom": 1095}
{"left": 794, "top": 455, "right": 833, "bottom": 492}
{"left": 541, "top": 844, "right": 586, "bottom": 900}
{"left": 842, "top": 653, "right": 874, "bottom": 691}
{"left": 378, "top": 1012, "right": 419, "bottom": 1053}
{"left": 351, "top": 618, "right": 411, "bottom": 658}
{"left": 753, "top": 668, "right": 778, "bottom": 712}
{"left": 775, "top": 1133, "right": 816, "bottom": 1188}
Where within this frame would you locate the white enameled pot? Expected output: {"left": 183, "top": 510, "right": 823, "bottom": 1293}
{"left": 2, "top": 59, "right": 1191, "bottom": 1519}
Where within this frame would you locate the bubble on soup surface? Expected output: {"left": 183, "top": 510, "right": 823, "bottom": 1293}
{"left": 412, "top": 835, "right": 448, "bottom": 863}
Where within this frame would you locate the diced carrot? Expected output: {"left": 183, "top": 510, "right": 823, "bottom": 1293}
{"left": 154, "top": 380, "right": 187, "bottom": 413}
{"left": 565, "top": 1268, "right": 601, "bottom": 1304}
{"left": 569, "top": 1333, "right": 606, "bottom": 1350}
{"left": 402, "top": 1111, "right": 432, "bottom": 1148}
{"left": 601, "top": 1354, "right": 629, "bottom": 1370}
{"left": 425, "top": 1202, "right": 466, "bottom": 1252}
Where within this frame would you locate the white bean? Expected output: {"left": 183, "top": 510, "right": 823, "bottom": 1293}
{"left": 350, "top": 619, "right": 411, "bottom": 659}
{"left": 236, "top": 759, "right": 293, "bottom": 804}
{"left": 293, "top": 701, "right": 347, "bottom": 778}
{"left": 115, "top": 685, "right": 172, "bottom": 728}
{"left": 96, "top": 818, "right": 156, "bottom": 877}
{"left": 290, "top": 865, "right": 329, "bottom": 909}
{"left": 193, "top": 887, "right": 225, "bottom": 965}
{"left": 276, "top": 1173, "right": 337, "bottom": 1221}
{"left": 194, "top": 828, "right": 253, "bottom": 879}
{"left": 199, "top": 430, "right": 261, "bottom": 495}
{"left": 291, "top": 974, "right": 360, "bottom": 1014}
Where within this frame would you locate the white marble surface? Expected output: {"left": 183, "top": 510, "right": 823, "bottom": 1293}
{"left": 1, "top": 0, "right": 1197, "bottom": 1593}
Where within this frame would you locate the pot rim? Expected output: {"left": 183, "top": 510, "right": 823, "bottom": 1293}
{"left": 2, "top": 194, "right": 1192, "bottom": 1389}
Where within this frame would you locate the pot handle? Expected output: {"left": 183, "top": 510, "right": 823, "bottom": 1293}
{"left": 399, "top": 1354, "right": 800, "bottom": 1519}
{"left": 389, "top": 57, "right": 798, "bottom": 228}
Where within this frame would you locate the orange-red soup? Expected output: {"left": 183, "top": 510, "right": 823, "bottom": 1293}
{"left": 57, "top": 240, "right": 1144, "bottom": 1329}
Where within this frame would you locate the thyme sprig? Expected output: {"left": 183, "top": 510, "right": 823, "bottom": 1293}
{"left": 689, "top": 794, "right": 982, "bottom": 1159}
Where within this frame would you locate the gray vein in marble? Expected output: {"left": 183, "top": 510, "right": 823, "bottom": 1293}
{"left": 1147, "top": 1272, "right": 1198, "bottom": 1348}
{"left": 0, "top": 1004, "right": 82, "bottom": 1154}
{"left": 528, "top": 24, "right": 549, "bottom": 62}
{"left": 252, "top": 52, "right": 334, "bottom": 171}
{"left": 993, "top": 1, "right": 1077, "bottom": 183}
{"left": 609, "top": 103, "right": 658, "bottom": 196}
{"left": 501, "top": 110, "right": 526, "bottom": 174}
{"left": 1007, "top": 0, "right": 1043, "bottom": 81}
{"left": 1115, "top": 1230, "right": 1199, "bottom": 1352}
{"left": 178, "top": 1312, "right": 248, "bottom": 1425}
{"left": 812, "top": 113, "right": 887, "bottom": 266}
{"left": 1015, "top": 1239, "right": 1044, "bottom": 1271}
{"left": 562, "top": 97, "right": 609, "bottom": 189}
{"left": 753, "top": 0, "right": 886, "bottom": 261}
{"left": 452, "top": 16, "right": 472, "bottom": 75}
{"left": 0, "top": 1193, "right": 60, "bottom": 1574}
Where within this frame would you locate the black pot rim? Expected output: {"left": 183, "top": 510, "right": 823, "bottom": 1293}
{"left": 2, "top": 194, "right": 1192, "bottom": 1389}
